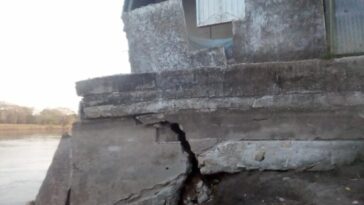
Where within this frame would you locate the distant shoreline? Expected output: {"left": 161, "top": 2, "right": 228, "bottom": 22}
{"left": 0, "top": 124, "right": 72, "bottom": 135}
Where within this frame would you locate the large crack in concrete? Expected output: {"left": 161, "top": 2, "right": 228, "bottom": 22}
{"left": 169, "top": 123, "right": 212, "bottom": 205}
{"left": 65, "top": 189, "right": 71, "bottom": 205}
{"left": 132, "top": 116, "right": 213, "bottom": 205}
{"left": 170, "top": 123, "right": 199, "bottom": 174}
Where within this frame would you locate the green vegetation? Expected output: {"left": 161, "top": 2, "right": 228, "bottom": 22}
{"left": 0, "top": 102, "right": 77, "bottom": 128}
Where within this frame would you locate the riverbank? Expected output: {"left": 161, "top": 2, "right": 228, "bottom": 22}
{"left": 0, "top": 124, "right": 72, "bottom": 136}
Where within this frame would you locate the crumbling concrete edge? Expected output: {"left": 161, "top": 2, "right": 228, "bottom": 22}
{"left": 35, "top": 134, "right": 72, "bottom": 205}
{"left": 133, "top": 116, "right": 364, "bottom": 204}
{"left": 197, "top": 140, "right": 364, "bottom": 175}
{"left": 132, "top": 119, "right": 214, "bottom": 205}
{"left": 137, "top": 116, "right": 364, "bottom": 174}
{"left": 82, "top": 91, "right": 364, "bottom": 119}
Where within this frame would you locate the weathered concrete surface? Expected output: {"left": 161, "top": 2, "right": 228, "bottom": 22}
{"left": 71, "top": 118, "right": 190, "bottom": 205}
{"left": 81, "top": 92, "right": 364, "bottom": 119}
{"left": 135, "top": 109, "right": 364, "bottom": 173}
{"left": 35, "top": 0, "right": 364, "bottom": 204}
{"left": 197, "top": 140, "right": 364, "bottom": 174}
{"left": 122, "top": 0, "right": 226, "bottom": 73}
{"left": 233, "top": 0, "right": 326, "bottom": 63}
{"left": 35, "top": 134, "right": 71, "bottom": 205}
{"left": 155, "top": 110, "right": 364, "bottom": 155}
{"left": 122, "top": 0, "right": 327, "bottom": 71}
{"left": 77, "top": 56, "right": 364, "bottom": 97}
{"left": 76, "top": 56, "right": 364, "bottom": 118}
{"left": 203, "top": 164, "right": 364, "bottom": 205}
{"left": 133, "top": 109, "right": 364, "bottom": 156}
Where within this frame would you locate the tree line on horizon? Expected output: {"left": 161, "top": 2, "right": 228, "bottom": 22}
{"left": 0, "top": 102, "right": 77, "bottom": 126}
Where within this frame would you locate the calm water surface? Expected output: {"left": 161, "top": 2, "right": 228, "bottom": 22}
{"left": 0, "top": 134, "right": 61, "bottom": 205}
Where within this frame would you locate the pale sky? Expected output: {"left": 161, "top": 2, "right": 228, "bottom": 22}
{"left": 0, "top": 0, "right": 130, "bottom": 112}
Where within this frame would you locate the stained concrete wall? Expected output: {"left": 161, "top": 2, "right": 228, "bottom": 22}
{"left": 233, "top": 0, "right": 327, "bottom": 62}
{"left": 122, "top": 0, "right": 327, "bottom": 73}
{"left": 122, "top": 0, "right": 226, "bottom": 73}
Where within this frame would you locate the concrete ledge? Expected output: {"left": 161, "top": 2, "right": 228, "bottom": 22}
{"left": 82, "top": 92, "right": 364, "bottom": 119}
{"left": 198, "top": 140, "right": 364, "bottom": 174}
{"left": 77, "top": 56, "right": 364, "bottom": 96}
{"left": 76, "top": 56, "right": 364, "bottom": 119}
{"left": 71, "top": 118, "right": 189, "bottom": 205}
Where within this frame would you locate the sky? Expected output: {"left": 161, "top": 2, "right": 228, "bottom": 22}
{"left": 0, "top": 0, "right": 130, "bottom": 112}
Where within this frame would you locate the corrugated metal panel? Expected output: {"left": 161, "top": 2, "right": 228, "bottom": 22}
{"left": 196, "top": 0, "right": 245, "bottom": 27}
{"left": 332, "top": 0, "right": 364, "bottom": 54}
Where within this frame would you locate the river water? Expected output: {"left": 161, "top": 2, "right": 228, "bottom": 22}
{"left": 0, "top": 134, "right": 61, "bottom": 205}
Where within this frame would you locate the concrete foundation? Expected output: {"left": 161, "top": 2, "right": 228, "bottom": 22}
{"left": 71, "top": 119, "right": 189, "bottom": 205}
{"left": 36, "top": 56, "right": 364, "bottom": 205}
{"left": 35, "top": 135, "right": 72, "bottom": 205}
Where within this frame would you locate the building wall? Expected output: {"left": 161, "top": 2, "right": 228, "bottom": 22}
{"left": 122, "top": 0, "right": 227, "bottom": 73}
{"left": 123, "top": 0, "right": 327, "bottom": 73}
{"left": 233, "top": 0, "right": 327, "bottom": 62}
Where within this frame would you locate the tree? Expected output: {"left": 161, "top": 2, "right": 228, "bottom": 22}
{"left": 0, "top": 102, "right": 77, "bottom": 125}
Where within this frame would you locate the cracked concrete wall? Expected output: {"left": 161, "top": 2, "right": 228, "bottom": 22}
{"left": 155, "top": 110, "right": 364, "bottom": 154}
{"left": 71, "top": 118, "right": 190, "bottom": 205}
{"left": 35, "top": 113, "right": 364, "bottom": 205}
{"left": 122, "top": 0, "right": 327, "bottom": 73}
{"left": 36, "top": 56, "right": 364, "bottom": 205}
{"left": 73, "top": 56, "right": 364, "bottom": 177}
{"left": 33, "top": 0, "right": 364, "bottom": 203}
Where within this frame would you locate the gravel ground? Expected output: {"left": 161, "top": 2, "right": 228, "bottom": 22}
{"left": 203, "top": 162, "right": 364, "bottom": 205}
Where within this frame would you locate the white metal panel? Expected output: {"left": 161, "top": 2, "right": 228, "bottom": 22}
{"left": 333, "top": 0, "right": 364, "bottom": 54}
{"left": 196, "top": 0, "right": 245, "bottom": 27}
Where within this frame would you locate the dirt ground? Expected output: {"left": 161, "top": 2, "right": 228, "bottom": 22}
{"left": 204, "top": 162, "right": 364, "bottom": 205}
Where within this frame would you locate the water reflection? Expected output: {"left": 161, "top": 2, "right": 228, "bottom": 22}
{"left": 0, "top": 133, "right": 60, "bottom": 205}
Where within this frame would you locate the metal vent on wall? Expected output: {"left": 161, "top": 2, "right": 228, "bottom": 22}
{"left": 327, "top": 0, "right": 364, "bottom": 55}
{"left": 196, "top": 0, "right": 245, "bottom": 27}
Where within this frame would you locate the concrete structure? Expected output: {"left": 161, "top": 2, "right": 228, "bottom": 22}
{"left": 71, "top": 119, "right": 189, "bottom": 205}
{"left": 123, "top": 0, "right": 327, "bottom": 73}
{"left": 35, "top": 134, "right": 71, "bottom": 205}
{"left": 35, "top": 0, "right": 364, "bottom": 205}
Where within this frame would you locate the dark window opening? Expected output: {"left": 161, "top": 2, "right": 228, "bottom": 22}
{"left": 123, "top": 0, "right": 167, "bottom": 12}
{"left": 182, "top": 0, "right": 234, "bottom": 54}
